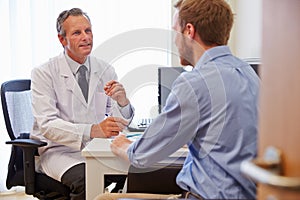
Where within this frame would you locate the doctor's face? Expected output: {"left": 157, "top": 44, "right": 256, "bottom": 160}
{"left": 59, "top": 15, "right": 93, "bottom": 64}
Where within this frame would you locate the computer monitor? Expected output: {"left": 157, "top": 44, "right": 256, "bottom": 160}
{"left": 158, "top": 67, "right": 185, "bottom": 113}
{"left": 244, "top": 58, "right": 260, "bottom": 77}
{"left": 158, "top": 62, "right": 260, "bottom": 113}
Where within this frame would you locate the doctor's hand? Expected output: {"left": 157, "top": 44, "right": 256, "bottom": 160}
{"left": 110, "top": 134, "right": 132, "bottom": 161}
{"left": 90, "top": 117, "right": 129, "bottom": 138}
{"left": 104, "top": 80, "right": 130, "bottom": 107}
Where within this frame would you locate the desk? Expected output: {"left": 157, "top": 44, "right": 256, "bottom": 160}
{"left": 82, "top": 138, "right": 188, "bottom": 200}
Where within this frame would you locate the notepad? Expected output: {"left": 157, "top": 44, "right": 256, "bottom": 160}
{"left": 108, "top": 132, "right": 143, "bottom": 143}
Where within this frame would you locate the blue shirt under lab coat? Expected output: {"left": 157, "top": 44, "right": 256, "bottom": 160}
{"left": 127, "top": 46, "right": 259, "bottom": 199}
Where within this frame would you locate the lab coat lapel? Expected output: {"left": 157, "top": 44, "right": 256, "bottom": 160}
{"left": 88, "top": 57, "right": 106, "bottom": 102}
{"left": 60, "top": 57, "right": 88, "bottom": 106}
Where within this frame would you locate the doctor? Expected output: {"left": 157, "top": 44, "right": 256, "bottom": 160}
{"left": 31, "top": 8, "right": 134, "bottom": 200}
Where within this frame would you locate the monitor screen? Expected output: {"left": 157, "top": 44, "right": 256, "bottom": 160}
{"left": 249, "top": 63, "right": 260, "bottom": 77}
{"left": 157, "top": 62, "right": 260, "bottom": 113}
{"left": 158, "top": 67, "right": 185, "bottom": 113}
{"left": 243, "top": 58, "right": 260, "bottom": 77}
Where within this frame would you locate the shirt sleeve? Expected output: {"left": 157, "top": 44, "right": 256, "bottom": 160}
{"left": 117, "top": 103, "right": 134, "bottom": 119}
{"left": 127, "top": 75, "right": 200, "bottom": 168}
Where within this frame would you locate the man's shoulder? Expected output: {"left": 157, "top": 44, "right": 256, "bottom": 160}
{"left": 35, "top": 54, "right": 64, "bottom": 68}
{"left": 32, "top": 54, "right": 67, "bottom": 77}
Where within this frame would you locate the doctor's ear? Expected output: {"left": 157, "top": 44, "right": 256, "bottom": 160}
{"left": 58, "top": 34, "right": 67, "bottom": 47}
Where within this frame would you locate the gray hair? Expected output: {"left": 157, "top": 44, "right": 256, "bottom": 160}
{"left": 56, "top": 8, "right": 91, "bottom": 37}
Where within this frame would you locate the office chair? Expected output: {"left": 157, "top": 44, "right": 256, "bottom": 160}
{"left": 1, "top": 79, "right": 70, "bottom": 200}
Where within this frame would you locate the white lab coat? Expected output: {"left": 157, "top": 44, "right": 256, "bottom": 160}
{"left": 31, "top": 53, "right": 133, "bottom": 181}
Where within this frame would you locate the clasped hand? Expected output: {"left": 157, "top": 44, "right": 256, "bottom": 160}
{"left": 91, "top": 116, "right": 129, "bottom": 138}
{"left": 110, "top": 134, "right": 132, "bottom": 161}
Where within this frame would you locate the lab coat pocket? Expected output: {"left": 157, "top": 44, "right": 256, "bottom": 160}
{"left": 94, "top": 92, "right": 108, "bottom": 121}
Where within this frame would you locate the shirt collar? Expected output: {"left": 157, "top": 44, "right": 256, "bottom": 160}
{"left": 194, "top": 46, "right": 232, "bottom": 69}
{"left": 64, "top": 52, "right": 90, "bottom": 75}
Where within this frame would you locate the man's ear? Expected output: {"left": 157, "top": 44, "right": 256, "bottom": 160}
{"left": 58, "top": 34, "right": 66, "bottom": 47}
{"left": 185, "top": 23, "right": 196, "bottom": 39}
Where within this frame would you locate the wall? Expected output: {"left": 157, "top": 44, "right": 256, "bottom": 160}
{"left": 229, "top": 0, "right": 262, "bottom": 60}
{"left": 171, "top": 0, "right": 263, "bottom": 66}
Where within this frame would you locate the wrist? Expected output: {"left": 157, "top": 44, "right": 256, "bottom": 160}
{"left": 118, "top": 98, "right": 130, "bottom": 107}
{"left": 90, "top": 124, "right": 105, "bottom": 138}
{"left": 90, "top": 124, "right": 97, "bottom": 138}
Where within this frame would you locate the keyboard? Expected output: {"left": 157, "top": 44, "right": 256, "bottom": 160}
{"left": 137, "top": 118, "right": 153, "bottom": 129}
{"left": 127, "top": 118, "right": 153, "bottom": 132}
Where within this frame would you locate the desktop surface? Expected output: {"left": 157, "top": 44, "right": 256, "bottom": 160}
{"left": 82, "top": 137, "right": 188, "bottom": 200}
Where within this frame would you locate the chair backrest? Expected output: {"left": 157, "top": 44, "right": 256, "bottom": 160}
{"left": 1, "top": 79, "right": 33, "bottom": 140}
{"left": 1, "top": 79, "right": 71, "bottom": 199}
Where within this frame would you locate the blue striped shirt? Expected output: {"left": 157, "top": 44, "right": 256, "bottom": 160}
{"left": 128, "top": 46, "right": 259, "bottom": 199}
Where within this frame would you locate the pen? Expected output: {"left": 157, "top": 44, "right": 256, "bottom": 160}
{"left": 104, "top": 113, "right": 111, "bottom": 119}
{"left": 126, "top": 133, "right": 142, "bottom": 138}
